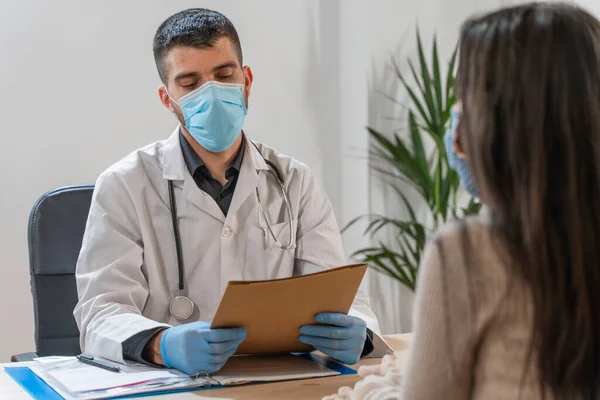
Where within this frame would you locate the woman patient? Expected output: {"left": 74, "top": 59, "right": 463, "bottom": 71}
{"left": 327, "top": 2, "right": 600, "bottom": 399}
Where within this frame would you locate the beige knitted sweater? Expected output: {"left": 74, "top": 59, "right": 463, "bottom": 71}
{"left": 402, "top": 216, "right": 542, "bottom": 399}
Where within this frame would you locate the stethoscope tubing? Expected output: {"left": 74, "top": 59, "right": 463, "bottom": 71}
{"left": 168, "top": 180, "right": 185, "bottom": 292}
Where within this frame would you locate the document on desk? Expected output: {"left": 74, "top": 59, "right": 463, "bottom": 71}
{"left": 211, "top": 263, "right": 368, "bottom": 355}
{"left": 212, "top": 354, "right": 339, "bottom": 385}
{"left": 15, "top": 353, "right": 349, "bottom": 400}
{"left": 28, "top": 358, "right": 201, "bottom": 400}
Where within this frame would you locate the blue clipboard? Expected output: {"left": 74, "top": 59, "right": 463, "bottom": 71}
{"left": 4, "top": 353, "right": 356, "bottom": 400}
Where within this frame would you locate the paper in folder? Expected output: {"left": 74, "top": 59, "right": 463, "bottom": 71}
{"left": 5, "top": 352, "right": 354, "bottom": 400}
{"left": 211, "top": 264, "right": 368, "bottom": 354}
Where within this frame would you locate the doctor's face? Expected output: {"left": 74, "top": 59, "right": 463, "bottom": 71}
{"left": 158, "top": 37, "right": 253, "bottom": 123}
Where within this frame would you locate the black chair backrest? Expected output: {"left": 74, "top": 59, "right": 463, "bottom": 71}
{"left": 29, "top": 185, "right": 94, "bottom": 356}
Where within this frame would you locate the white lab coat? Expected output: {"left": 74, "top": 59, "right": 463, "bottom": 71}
{"left": 74, "top": 128, "right": 389, "bottom": 363}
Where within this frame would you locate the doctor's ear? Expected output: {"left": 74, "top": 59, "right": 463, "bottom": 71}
{"left": 242, "top": 66, "right": 254, "bottom": 97}
{"left": 158, "top": 85, "right": 176, "bottom": 113}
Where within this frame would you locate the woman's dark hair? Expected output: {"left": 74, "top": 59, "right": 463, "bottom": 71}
{"left": 458, "top": 2, "right": 600, "bottom": 398}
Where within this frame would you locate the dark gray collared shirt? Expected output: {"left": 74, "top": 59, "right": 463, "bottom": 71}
{"left": 179, "top": 130, "right": 245, "bottom": 216}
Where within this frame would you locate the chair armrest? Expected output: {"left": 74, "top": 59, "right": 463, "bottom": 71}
{"left": 11, "top": 352, "right": 38, "bottom": 362}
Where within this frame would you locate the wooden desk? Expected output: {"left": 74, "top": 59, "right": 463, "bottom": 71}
{"left": 0, "top": 334, "right": 411, "bottom": 400}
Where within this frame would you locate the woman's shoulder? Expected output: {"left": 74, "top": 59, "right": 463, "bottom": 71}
{"left": 425, "top": 212, "right": 507, "bottom": 291}
{"left": 426, "top": 212, "right": 509, "bottom": 305}
{"left": 433, "top": 213, "right": 494, "bottom": 256}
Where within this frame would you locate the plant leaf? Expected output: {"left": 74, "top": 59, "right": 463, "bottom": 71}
{"left": 381, "top": 243, "right": 416, "bottom": 290}
{"left": 445, "top": 44, "right": 459, "bottom": 112}
{"left": 462, "top": 197, "right": 483, "bottom": 216}
{"left": 369, "top": 127, "right": 433, "bottom": 203}
{"left": 396, "top": 231, "right": 417, "bottom": 267}
{"left": 409, "top": 112, "right": 428, "bottom": 174}
{"left": 354, "top": 245, "right": 416, "bottom": 291}
{"left": 388, "top": 184, "right": 418, "bottom": 222}
{"left": 432, "top": 36, "right": 444, "bottom": 135}
{"left": 407, "top": 59, "right": 426, "bottom": 100}
{"left": 341, "top": 215, "right": 366, "bottom": 233}
{"left": 369, "top": 164, "right": 418, "bottom": 190}
{"left": 416, "top": 30, "right": 439, "bottom": 131}
{"left": 391, "top": 55, "right": 433, "bottom": 128}
{"left": 433, "top": 158, "right": 442, "bottom": 221}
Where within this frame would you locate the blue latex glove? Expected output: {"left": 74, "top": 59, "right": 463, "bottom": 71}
{"left": 299, "top": 313, "right": 367, "bottom": 365}
{"left": 160, "top": 321, "right": 246, "bottom": 375}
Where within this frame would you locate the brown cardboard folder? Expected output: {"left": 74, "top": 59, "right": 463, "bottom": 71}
{"left": 210, "top": 264, "right": 368, "bottom": 355}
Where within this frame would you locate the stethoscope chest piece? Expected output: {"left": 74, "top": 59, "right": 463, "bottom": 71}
{"left": 169, "top": 295, "right": 194, "bottom": 321}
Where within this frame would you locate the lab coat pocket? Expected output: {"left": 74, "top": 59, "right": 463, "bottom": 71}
{"left": 245, "top": 221, "right": 297, "bottom": 281}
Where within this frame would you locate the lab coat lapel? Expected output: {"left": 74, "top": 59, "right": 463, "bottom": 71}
{"left": 183, "top": 172, "right": 225, "bottom": 223}
{"left": 161, "top": 127, "right": 186, "bottom": 182}
{"left": 162, "top": 125, "right": 225, "bottom": 223}
{"left": 228, "top": 137, "right": 269, "bottom": 217}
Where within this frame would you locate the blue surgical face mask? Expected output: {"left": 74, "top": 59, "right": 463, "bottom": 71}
{"left": 444, "top": 110, "right": 480, "bottom": 197}
{"left": 172, "top": 80, "right": 248, "bottom": 153}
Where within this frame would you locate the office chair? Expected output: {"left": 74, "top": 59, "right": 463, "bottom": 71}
{"left": 11, "top": 185, "right": 94, "bottom": 362}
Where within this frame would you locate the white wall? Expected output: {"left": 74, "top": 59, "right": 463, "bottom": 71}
{"left": 0, "top": 0, "right": 341, "bottom": 362}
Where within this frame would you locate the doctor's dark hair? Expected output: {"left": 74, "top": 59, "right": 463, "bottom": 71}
{"left": 458, "top": 2, "right": 600, "bottom": 399}
{"left": 153, "top": 8, "right": 243, "bottom": 84}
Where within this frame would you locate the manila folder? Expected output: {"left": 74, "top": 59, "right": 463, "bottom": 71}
{"left": 210, "top": 264, "right": 368, "bottom": 355}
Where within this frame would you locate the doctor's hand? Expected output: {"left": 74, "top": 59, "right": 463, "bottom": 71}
{"left": 299, "top": 313, "right": 367, "bottom": 365}
{"left": 157, "top": 321, "right": 246, "bottom": 375}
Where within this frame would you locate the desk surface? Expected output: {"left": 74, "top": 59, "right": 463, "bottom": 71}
{"left": 0, "top": 334, "right": 411, "bottom": 400}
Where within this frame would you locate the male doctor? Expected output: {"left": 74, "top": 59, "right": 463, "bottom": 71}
{"left": 74, "top": 8, "right": 387, "bottom": 375}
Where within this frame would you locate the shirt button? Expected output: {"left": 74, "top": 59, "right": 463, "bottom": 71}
{"left": 222, "top": 227, "right": 232, "bottom": 237}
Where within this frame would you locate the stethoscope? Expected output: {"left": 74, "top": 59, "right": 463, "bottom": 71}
{"left": 167, "top": 142, "right": 295, "bottom": 321}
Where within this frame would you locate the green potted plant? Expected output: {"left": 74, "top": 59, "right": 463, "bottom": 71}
{"left": 346, "top": 32, "right": 481, "bottom": 291}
